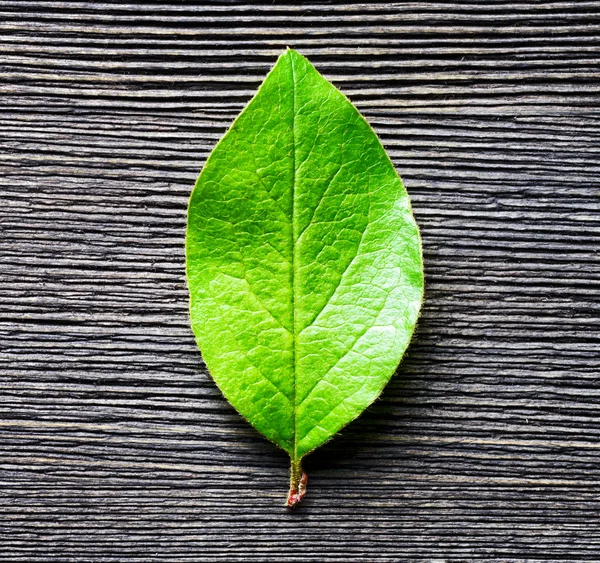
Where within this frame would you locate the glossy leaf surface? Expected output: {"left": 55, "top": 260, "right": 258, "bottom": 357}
{"left": 186, "top": 49, "right": 423, "bottom": 499}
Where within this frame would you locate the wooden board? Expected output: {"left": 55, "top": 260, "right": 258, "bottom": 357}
{"left": 1, "top": 2, "right": 599, "bottom": 561}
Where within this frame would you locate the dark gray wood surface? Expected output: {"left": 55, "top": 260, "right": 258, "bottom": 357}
{"left": 1, "top": 2, "right": 599, "bottom": 561}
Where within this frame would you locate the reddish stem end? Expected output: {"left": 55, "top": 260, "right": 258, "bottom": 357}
{"left": 286, "top": 470, "right": 307, "bottom": 508}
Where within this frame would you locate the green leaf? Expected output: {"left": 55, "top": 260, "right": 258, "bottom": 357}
{"left": 186, "top": 49, "right": 423, "bottom": 506}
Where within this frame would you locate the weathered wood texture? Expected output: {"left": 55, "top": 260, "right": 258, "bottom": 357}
{"left": 1, "top": 1, "right": 599, "bottom": 561}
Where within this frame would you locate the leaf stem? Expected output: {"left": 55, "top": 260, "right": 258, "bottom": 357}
{"left": 285, "top": 458, "right": 307, "bottom": 508}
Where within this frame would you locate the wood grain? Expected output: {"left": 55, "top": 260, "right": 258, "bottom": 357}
{"left": 1, "top": 1, "right": 599, "bottom": 561}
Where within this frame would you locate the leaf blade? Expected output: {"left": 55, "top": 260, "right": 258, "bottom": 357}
{"left": 186, "top": 49, "right": 423, "bottom": 466}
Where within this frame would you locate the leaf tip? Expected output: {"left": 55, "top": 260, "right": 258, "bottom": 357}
{"left": 283, "top": 47, "right": 303, "bottom": 60}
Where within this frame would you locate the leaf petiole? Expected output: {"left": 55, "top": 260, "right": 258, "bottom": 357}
{"left": 286, "top": 458, "right": 307, "bottom": 508}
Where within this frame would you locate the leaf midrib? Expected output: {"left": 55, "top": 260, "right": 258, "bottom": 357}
{"left": 290, "top": 50, "right": 299, "bottom": 462}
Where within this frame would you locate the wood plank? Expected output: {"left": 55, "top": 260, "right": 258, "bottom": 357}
{"left": 1, "top": 1, "right": 599, "bottom": 561}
